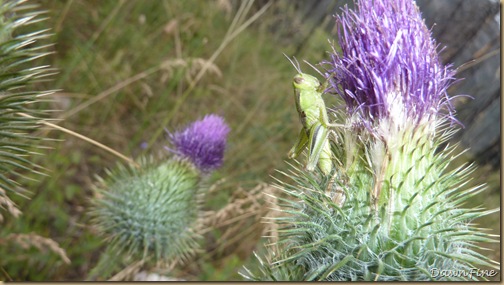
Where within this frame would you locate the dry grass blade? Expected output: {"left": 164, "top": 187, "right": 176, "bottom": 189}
{"left": 17, "top": 112, "right": 138, "bottom": 168}
{"left": 199, "top": 183, "right": 279, "bottom": 260}
{"left": 60, "top": 65, "right": 161, "bottom": 121}
{"left": 108, "top": 259, "right": 145, "bottom": 281}
{"left": 146, "top": 0, "right": 273, "bottom": 147}
{"left": 160, "top": 57, "right": 222, "bottom": 83}
{"left": 456, "top": 48, "right": 500, "bottom": 74}
{"left": 0, "top": 187, "right": 22, "bottom": 222}
{"left": 1, "top": 233, "right": 70, "bottom": 264}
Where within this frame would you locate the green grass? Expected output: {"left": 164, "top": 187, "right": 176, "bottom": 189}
{"left": 0, "top": 0, "right": 499, "bottom": 281}
{"left": 1, "top": 0, "right": 335, "bottom": 281}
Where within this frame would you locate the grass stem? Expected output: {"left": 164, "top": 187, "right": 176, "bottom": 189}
{"left": 18, "top": 112, "right": 139, "bottom": 168}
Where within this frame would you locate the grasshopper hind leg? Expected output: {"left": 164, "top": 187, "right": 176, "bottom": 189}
{"left": 317, "top": 138, "right": 332, "bottom": 175}
{"left": 306, "top": 122, "right": 332, "bottom": 175}
{"left": 288, "top": 128, "right": 309, "bottom": 159}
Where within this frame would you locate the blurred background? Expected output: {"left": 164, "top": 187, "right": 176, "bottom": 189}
{"left": 0, "top": 0, "right": 500, "bottom": 281}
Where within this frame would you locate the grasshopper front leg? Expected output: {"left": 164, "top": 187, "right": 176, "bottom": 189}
{"left": 316, "top": 72, "right": 345, "bottom": 129}
{"left": 319, "top": 101, "right": 345, "bottom": 129}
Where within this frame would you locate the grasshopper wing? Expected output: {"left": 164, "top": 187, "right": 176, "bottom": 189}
{"left": 306, "top": 122, "right": 331, "bottom": 174}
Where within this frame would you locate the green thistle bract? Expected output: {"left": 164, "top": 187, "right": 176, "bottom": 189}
{"left": 246, "top": 144, "right": 498, "bottom": 281}
{"left": 91, "top": 157, "right": 203, "bottom": 262}
{"left": 244, "top": 0, "right": 499, "bottom": 281}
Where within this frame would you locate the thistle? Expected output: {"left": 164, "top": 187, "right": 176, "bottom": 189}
{"left": 89, "top": 114, "right": 229, "bottom": 279}
{"left": 167, "top": 114, "right": 230, "bottom": 173}
{"left": 244, "top": 0, "right": 499, "bottom": 281}
{"left": 0, "top": 0, "right": 52, "bottom": 219}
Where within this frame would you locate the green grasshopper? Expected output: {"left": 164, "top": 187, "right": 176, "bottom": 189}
{"left": 286, "top": 57, "right": 344, "bottom": 175}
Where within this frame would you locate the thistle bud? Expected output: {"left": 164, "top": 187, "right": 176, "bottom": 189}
{"left": 168, "top": 114, "right": 230, "bottom": 173}
{"left": 91, "top": 158, "right": 202, "bottom": 262}
{"left": 90, "top": 114, "right": 229, "bottom": 276}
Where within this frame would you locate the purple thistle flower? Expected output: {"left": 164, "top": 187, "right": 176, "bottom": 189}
{"left": 168, "top": 114, "right": 230, "bottom": 173}
{"left": 324, "top": 0, "right": 458, "bottom": 129}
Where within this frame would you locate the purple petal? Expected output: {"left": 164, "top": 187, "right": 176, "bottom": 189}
{"left": 169, "top": 114, "right": 230, "bottom": 173}
{"left": 324, "top": 0, "right": 458, "bottom": 127}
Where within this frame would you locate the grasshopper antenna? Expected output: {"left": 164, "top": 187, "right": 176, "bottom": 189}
{"left": 303, "top": 60, "right": 324, "bottom": 77}
{"left": 283, "top": 53, "right": 302, "bottom": 74}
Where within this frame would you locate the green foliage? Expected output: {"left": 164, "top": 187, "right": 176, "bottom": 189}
{"left": 198, "top": 255, "right": 244, "bottom": 280}
{"left": 0, "top": 0, "right": 51, "bottom": 217}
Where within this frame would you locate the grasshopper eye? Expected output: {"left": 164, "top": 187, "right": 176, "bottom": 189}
{"left": 294, "top": 77, "right": 304, "bottom": 84}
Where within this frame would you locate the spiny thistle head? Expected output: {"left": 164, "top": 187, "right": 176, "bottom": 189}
{"left": 324, "top": 0, "right": 457, "bottom": 133}
{"left": 245, "top": 162, "right": 499, "bottom": 281}
{"left": 90, "top": 157, "right": 203, "bottom": 262}
{"left": 245, "top": 0, "right": 499, "bottom": 281}
{"left": 90, "top": 115, "right": 229, "bottom": 265}
{"left": 168, "top": 114, "right": 230, "bottom": 173}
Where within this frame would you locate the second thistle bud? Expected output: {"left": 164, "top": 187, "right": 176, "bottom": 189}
{"left": 91, "top": 114, "right": 230, "bottom": 263}
{"left": 91, "top": 158, "right": 203, "bottom": 261}
{"left": 168, "top": 114, "right": 230, "bottom": 173}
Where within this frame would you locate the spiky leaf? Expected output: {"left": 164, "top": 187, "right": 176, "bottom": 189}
{"left": 0, "top": 0, "right": 52, "bottom": 218}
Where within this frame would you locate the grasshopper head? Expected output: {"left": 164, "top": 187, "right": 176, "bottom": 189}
{"left": 293, "top": 73, "right": 320, "bottom": 91}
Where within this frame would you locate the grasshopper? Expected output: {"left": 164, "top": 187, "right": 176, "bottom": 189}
{"left": 286, "top": 57, "right": 344, "bottom": 175}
